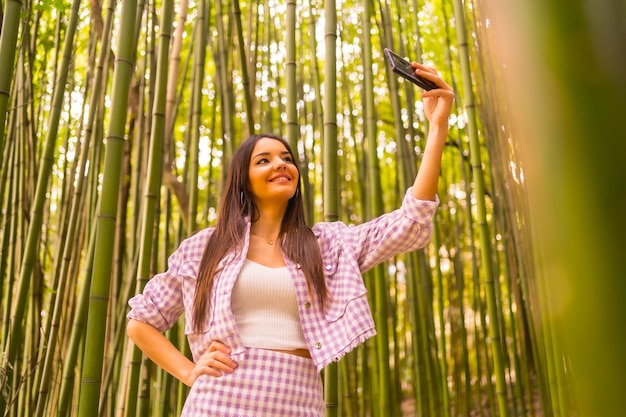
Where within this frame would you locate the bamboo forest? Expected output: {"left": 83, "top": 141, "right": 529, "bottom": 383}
{"left": 0, "top": 0, "right": 625, "bottom": 416}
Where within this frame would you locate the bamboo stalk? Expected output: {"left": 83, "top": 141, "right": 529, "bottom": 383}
{"left": 451, "top": 0, "right": 510, "bottom": 416}
{"left": 77, "top": 0, "right": 138, "bottom": 413}
{"left": 323, "top": 0, "right": 340, "bottom": 414}
{"left": 130, "top": 1, "right": 174, "bottom": 416}
{"left": 0, "top": 0, "right": 22, "bottom": 156}
{"left": 285, "top": 0, "right": 297, "bottom": 150}
{"left": 232, "top": 0, "right": 255, "bottom": 136}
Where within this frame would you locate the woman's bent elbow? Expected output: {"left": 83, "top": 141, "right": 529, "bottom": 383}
{"left": 126, "top": 318, "right": 145, "bottom": 341}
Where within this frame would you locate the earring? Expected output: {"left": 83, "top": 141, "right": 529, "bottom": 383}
{"left": 240, "top": 191, "right": 245, "bottom": 207}
{"left": 293, "top": 188, "right": 299, "bottom": 199}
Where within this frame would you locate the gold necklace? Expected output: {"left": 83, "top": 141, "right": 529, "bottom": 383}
{"left": 251, "top": 231, "right": 276, "bottom": 245}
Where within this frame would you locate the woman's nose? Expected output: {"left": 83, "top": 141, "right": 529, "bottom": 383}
{"left": 273, "top": 158, "right": 287, "bottom": 170}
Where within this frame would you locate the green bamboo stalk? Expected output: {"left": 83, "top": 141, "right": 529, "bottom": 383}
{"left": 451, "top": 0, "right": 509, "bottom": 416}
{"left": 452, "top": 238, "right": 473, "bottom": 417}
{"left": 77, "top": 0, "right": 138, "bottom": 414}
{"left": 295, "top": 55, "right": 314, "bottom": 224}
{"left": 337, "top": 62, "right": 365, "bottom": 414}
{"left": 374, "top": 4, "right": 417, "bottom": 413}
{"left": 19, "top": 300, "right": 35, "bottom": 417}
{"left": 57, "top": 1, "right": 116, "bottom": 411}
{"left": 416, "top": 251, "right": 438, "bottom": 416}
{"left": 482, "top": 112, "right": 525, "bottom": 416}
{"left": 447, "top": 96, "right": 492, "bottom": 415}
{"left": 215, "top": 0, "right": 235, "bottom": 161}
{"left": 163, "top": 9, "right": 194, "bottom": 233}
{"left": 102, "top": 263, "right": 138, "bottom": 417}
{"left": 377, "top": 2, "right": 434, "bottom": 415}
{"left": 511, "top": 267, "right": 536, "bottom": 417}
{"left": 500, "top": 233, "right": 526, "bottom": 417}
{"left": 439, "top": 7, "right": 483, "bottom": 413}
{"left": 87, "top": 95, "right": 107, "bottom": 227}
{"left": 33, "top": 53, "right": 96, "bottom": 417}
{"left": 361, "top": 0, "right": 377, "bottom": 188}
{"left": 186, "top": 0, "right": 208, "bottom": 235}
{"left": 367, "top": 91, "right": 393, "bottom": 417}
{"left": 404, "top": 251, "right": 424, "bottom": 416}
{"left": 368, "top": 136, "right": 396, "bottom": 405}
{"left": 510, "top": 192, "right": 552, "bottom": 417}
{"left": 30, "top": 29, "right": 95, "bottom": 417}
{"left": 375, "top": 4, "right": 413, "bottom": 415}
{"left": 389, "top": 275, "right": 403, "bottom": 417}
{"left": 1, "top": 113, "right": 21, "bottom": 415}
{"left": 355, "top": 103, "right": 380, "bottom": 416}
{"left": 0, "top": 65, "right": 19, "bottom": 347}
{"left": 0, "top": 0, "right": 22, "bottom": 156}
{"left": 394, "top": 0, "right": 419, "bottom": 149}
{"left": 149, "top": 6, "right": 171, "bottom": 417}
{"left": 176, "top": 26, "right": 198, "bottom": 227}
{"left": 172, "top": 2, "right": 208, "bottom": 409}
{"left": 536, "top": 256, "right": 562, "bottom": 417}
{"left": 484, "top": 93, "right": 539, "bottom": 415}
{"left": 467, "top": 162, "right": 497, "bottom": 415}
{"left": 158, "top": 200, "right": 175, "bottom": 417}
{"left": 112, "top": 4, "right": 149, "bottom": 341}
{"left": 232, "top": 0, "right": 255, "bottom": 136}
{"left": 432, "top": 220, "right": 452, "bottom": 417}
{"left": 56, "top": 216, "right": 98, "bottom": 416}
{"left": 138, "top": 0, "right": 174, "bottom": 417}
{"left": 126, "top": 16, "right": 151, "bottom": 279}
{"left": 306, "top": 0, "right": 324, "bottom": 144}
{"left": 349, "top": 92, "right": 371, "bottom": 417}
{"left": 323, "top": 0, "right": 339, "bottom": 414}
{"left": 285, "top": 0, "right": 297, "bottom": 150}
{"left": 103, "top": 3, "right": 147, "bottom": 413}
{"left": 256, "top": 10, "right": 271, "bottom": 134}
{"left": 125, "top": 1, "right": 174, "bottom": 416}
{"left": 302, "top": 0, "right": 323, "bottom": 222}
{"left": 435, "top": 166, "right": 472, "bottom": 417}
{"left": 164, "top": 0, "right": 189, "bottom": 157}
{"left": 113, "top": 5, "right": 151, "bottom": 417}
{"left": 245, "top": 3, "right": 260, "bottom": 119}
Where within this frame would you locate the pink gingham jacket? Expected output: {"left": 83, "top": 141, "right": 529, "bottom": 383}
{"left": 128, "top": 188, "right": 438, "bottom": 371}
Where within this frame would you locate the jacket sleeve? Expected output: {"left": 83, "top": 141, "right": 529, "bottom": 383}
{"left": 127, "top": 229, "right": 210, "bottom": 332}
{"left": 316, "top": 188, "right": 438, "bottom": 273}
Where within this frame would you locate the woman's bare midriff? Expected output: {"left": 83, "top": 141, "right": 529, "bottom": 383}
{"left": 268, "top": 348, "right": 311, "bottom": 358}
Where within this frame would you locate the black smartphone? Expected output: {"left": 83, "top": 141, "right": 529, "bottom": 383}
{"left": 384, "top": 48, "right": 438, "bottom": 91}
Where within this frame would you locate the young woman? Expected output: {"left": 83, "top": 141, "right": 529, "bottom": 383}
{"left": 127, "top": 62, "right": 455, "bottom": 416}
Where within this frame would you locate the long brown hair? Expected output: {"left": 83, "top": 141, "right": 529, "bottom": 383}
{"left": 192, "top": 134, "right": 327, "bottom": 331}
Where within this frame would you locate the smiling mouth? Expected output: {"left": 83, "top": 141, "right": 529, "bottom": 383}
{"left": 269, "top": 176, "right": 291, "bottom": 182}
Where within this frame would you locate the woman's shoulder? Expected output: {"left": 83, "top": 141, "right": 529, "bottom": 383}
{"left": 176, "top": 226, "right": 216, "bottom": 257}
{"left": 311, "top": 220, "right": 350, "bottom": 238}
{"left": 186, "top": 226, "right": 216, "bottom": 240}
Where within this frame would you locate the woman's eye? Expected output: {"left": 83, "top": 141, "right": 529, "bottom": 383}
{"left": 257, "top": 158, "right": 269, "bottom": 164}
{"left": 283, "top": 156, "right": 293, "bottom": 163}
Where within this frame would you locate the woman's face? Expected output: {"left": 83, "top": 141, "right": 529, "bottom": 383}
{"left": 247, "top": 137, "right": 299, "bottom": 205}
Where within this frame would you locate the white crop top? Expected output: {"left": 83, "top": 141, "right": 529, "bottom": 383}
{"left": 231, "top": 259, "right": 307, "bottom": 350}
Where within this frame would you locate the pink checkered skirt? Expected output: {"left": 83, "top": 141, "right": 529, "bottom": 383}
{"left": 181, "top": 347, "right": 325, "bottom": 416}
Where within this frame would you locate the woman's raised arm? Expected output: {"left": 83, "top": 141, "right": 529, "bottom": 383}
{"left": 409, "top": 63, "right": 455, "bottom": 201}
